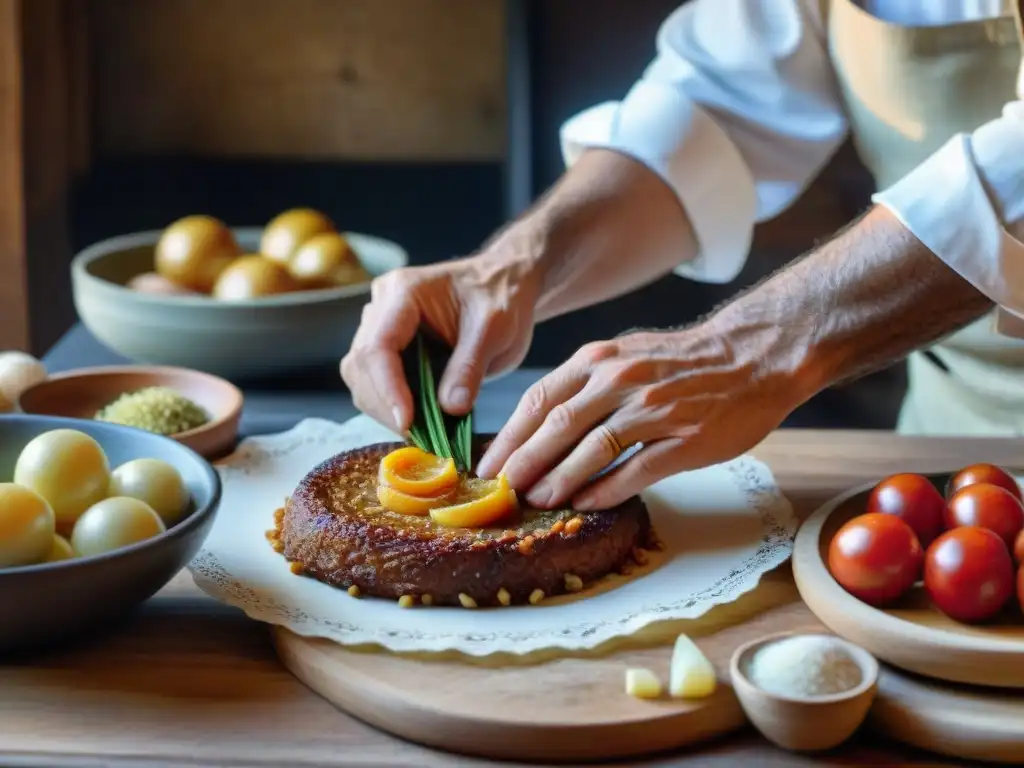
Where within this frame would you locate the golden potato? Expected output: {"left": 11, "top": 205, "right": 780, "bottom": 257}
{"left": 260, "top": 208, "right": 334, "bottom": 264}
{"left": 155, "top": 215, "right": 240, "bottom": 293}
{"left": 212, "top": 255, "right": 296, "bottom": 300}
{"left": 0, "top": 483, "right": 56, "bottom": 568}
{"left": 287, "top": 232, "right": 371, "bottom": 289}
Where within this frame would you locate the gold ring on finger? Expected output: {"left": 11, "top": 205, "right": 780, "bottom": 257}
{"left": 595, "top": 423, "right": 624, "bottom": 459}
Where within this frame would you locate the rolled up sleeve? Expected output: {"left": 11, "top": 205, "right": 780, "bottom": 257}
{"left": 873, "top": 102, "right": 1024, "bottom": 320}
{"left": 560, "top": 0, "right": 849, "bottom": 284}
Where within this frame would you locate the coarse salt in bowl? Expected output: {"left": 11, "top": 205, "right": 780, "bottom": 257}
{"left": 730, "top": 632, "right": 879, "bottom": 752}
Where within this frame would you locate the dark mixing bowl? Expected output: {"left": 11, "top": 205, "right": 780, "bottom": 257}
{"left": 0, "top": 414, "right": 221, "bottom": 654}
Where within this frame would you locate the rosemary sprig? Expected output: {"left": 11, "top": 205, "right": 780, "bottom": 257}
{"left": 402, "top": 330, "right": 474, "bottom": 473}
{"left": 417, "top": 334, "right": 454, "bottom": 460}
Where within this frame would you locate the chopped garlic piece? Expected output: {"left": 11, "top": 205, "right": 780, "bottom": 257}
{"left": 669, "top": 634, "right": 717, "bottom": 699}
{"left": 625, "top": 668, "right": 663, "bottom": 699}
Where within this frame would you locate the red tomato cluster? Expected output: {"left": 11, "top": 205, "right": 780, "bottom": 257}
{"left": 828, "top": 463, "right": 1024, "bottom": 624}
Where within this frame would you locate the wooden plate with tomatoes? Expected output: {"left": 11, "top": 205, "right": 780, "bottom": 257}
{"left": 793, "top": 464, "right": 1024, "bottom": 688}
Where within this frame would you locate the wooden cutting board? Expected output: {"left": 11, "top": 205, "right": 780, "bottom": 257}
{"left": 271, "top": 570, "right": 808, "bottom": 763}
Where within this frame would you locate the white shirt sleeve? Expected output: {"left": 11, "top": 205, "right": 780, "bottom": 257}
{"left": 560, "top": 0, "right": 849, "bottom": 284}
{"left": 872, "top": 100, "right": 1024, "bottom": 320}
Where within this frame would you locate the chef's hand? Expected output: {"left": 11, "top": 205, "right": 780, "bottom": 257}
{"left": 341, "top": 254, "right": 541, "bottom": 434}
{"left": 476, "top": 325, "right": 800, "bottom": 511}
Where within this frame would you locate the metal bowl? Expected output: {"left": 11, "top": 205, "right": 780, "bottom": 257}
{"left": 0, "top": 414, "right": 221, "bottom": 654}
{"left": 71, "top": 228, "right": 408, "bottom": 380}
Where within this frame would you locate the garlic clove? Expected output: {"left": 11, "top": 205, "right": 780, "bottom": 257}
{"left": 0, "top": 351, "right": 47, "bottom": 403}
{"left": 625, "top": 668, "right": 663, "bottom": 699}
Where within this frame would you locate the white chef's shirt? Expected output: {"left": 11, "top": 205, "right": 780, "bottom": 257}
{"left": 561, "top": 0, "right": 1024, "bottom": 316}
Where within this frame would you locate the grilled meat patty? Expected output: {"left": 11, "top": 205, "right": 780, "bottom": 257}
{"left": 274, "top": 442, "right": 652, "bottom": 607}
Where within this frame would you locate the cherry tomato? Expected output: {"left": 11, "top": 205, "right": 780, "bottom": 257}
{"left": 1018, "top": 565, "right": 1024, "bottom": 613}
{"left": 945, "top": 483, "right": 1024, "bottom": 550}
{"left": 828, "top": 513, "right": 923, "bottom": 606}
{"left": 924, "top": 526, "right": 1013, "bottom": 623}
{"left": 865, "top": 473, "right": 945, "bottom": 547}
{"left": 1015, "top": 529, "right": 1024, "bottom": 565}
{"left": 947, "top": 463, "right": 1022, "bottom": 502}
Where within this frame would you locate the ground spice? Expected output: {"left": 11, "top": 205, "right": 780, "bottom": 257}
{"left": 95, "top": 386, "right": 209, "bottom": 436}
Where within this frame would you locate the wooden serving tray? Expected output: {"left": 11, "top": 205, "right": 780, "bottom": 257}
{"left": 793, "top": 482, "right": 1024, "bottom": 764}
{"left": 793, "top": 481, "right": 1024, "bottom": 688}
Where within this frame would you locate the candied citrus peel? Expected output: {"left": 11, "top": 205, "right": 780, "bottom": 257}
{"left": 429, "top": 474, "right": 518, "bottom": 528}
{"left": 376, "top": 484, "right": 453, "bottom": 516}
{"left": 379, "top": 446, "right": 458, "bottom": 496}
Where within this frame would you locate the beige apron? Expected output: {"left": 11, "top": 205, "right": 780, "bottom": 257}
{"left": 827, "top": 0, "right": 1024, "bottom": 436}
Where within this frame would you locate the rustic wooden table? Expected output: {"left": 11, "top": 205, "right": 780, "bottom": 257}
{"left": 5, "top": 427, "right": 1018, "bottom": 766}
{"left": 9, "top": 326, "right": 1014, "bottom": 766}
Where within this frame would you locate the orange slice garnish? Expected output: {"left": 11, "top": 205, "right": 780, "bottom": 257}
{"left": 379, "top": 446, "right": 458, "bottom": 496}
{"left": 429, "top": 474, "right": 518, "bottom": 528}
{"left": 377, "top": 484, "right": 453, "bottom": 516}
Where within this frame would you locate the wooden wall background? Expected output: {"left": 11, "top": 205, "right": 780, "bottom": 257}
{"left": 89, "top": 0, "right": 506, "bottom": 161}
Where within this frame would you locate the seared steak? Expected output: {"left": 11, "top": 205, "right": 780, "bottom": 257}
{"left": 272, "top": 442, "right": 652, "bottom": 607}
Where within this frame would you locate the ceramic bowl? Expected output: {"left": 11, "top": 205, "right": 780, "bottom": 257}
{"left": 730, "top": 632, "right": 879, "bottom": 752}
{"left": 17, "top": 365, "right": 243, "bottom": 460}
{"left": 71, "top": 228, "right": 408, "bottom": 380}
{"left": 0, "top": 413, "right": 221, "bottom": 655}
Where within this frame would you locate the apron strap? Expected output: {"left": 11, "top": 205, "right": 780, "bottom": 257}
{"left": 817, "top": 0, "right": 831, "bottom": 26}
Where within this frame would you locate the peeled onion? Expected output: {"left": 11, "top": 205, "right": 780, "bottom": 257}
{"left": 0, "top": 351, "right": 47, "bottom": 404}
{"left": 45, "top": 534, "right": 75, "bottom": 562}
{"left": 14, "top": 429, "right": 111, "bottom": 533}
{"left": 0, "top": 483, "right": 56, "bottom": 568}
{"left": 109, "top": 458, "right": 189, "bottom": 525}
{"left": 71, "top": 497, "right": 166, "bottom": 557}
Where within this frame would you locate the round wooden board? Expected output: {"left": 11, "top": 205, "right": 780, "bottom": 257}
{"left": 272, "top": 574, "right": 1024, "bottom": 765}
{"left": 270, "top": 590, "right": 813, "bottom": 763}
{"left": 793, "top": 479, "right": 1024, "bottom": 689}
{"left": 871, "top": 666, "right": 1024, "bottom": 765}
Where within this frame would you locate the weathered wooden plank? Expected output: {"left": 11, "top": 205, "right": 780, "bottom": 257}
{"left": 90, "top": 0, "right": 507, "bottom": 161}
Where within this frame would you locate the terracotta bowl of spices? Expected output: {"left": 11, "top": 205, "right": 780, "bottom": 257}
{"left": 16, "top": 365, "right": 243, "bottom": 460}
{"left": 730, "top": 631, "right": 879, "bottom": 753}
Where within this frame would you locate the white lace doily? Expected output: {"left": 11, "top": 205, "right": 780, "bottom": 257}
{"left": 188, "top": 417, "right": 797, "bottom": 655}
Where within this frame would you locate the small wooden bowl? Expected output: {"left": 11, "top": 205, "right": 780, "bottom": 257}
{"left": 729, "top": 632, "right": 878, "bottom": 752}
{"left": 17, "top": 365, "right": 243, "bottom": 460}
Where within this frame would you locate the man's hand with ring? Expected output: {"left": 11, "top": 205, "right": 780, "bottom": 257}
{"left": 476, "top": 324, "right": 806, "bottom": 511}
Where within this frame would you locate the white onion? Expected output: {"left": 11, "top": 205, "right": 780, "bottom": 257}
{"left": 0, "top": 351, "right": 47, "bottom": 403}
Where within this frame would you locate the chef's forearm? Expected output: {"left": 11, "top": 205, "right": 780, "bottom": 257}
{"left": 478, "top": 149, "right": 698, "bottom": 323}
{"left": 708, "top": 205, "right": 993, "bottom": 410}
